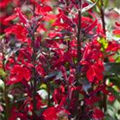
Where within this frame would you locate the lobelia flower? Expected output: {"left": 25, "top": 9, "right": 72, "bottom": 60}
{"left": 43, "top": 106, "right": 70, "bottom": 120}
{"left": 7, "top": 64, "right": 31, "bottom": 84}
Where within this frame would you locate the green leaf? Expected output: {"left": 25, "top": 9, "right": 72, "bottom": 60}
{"left": 99, "top": 37, "right": 108, "bottom": 51}
{"left": 116, "top": 56, "right": 120, "bottom": 63}
{"left": 40, "top": 83, "right": 47, "bottom": 89}
{"left": 109, "top": 75, "right": 120, "bottom": 88}
{"left": 104, "top": 115, "right": 116, "bottom": 120}
{"left": 104, "top": 63, "right": 120, "bottom": 75}
{"left": 0, "top": 34, "right": 5, "bottom": 39}
{"left": 112, "top": 51, "right": 120, "bottom": 62}
{"left": 0, "top": 68, "right": 6, "bottom": 78}
{"left": 113, "top": 100, "right": 120, "bottom": 111}
{"left": 104, "top": 0, "right": 109, "bottom": 7}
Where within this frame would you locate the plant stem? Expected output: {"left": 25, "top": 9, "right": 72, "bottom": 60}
{"left": 103, "top": 92, "right": 107, "bottom": 112}
{"left": 31, "top": 35, "right": 37, "bottom": 120}
{"left": 65, "top": 0, "right": 70, "bottom": 51}
{"left": 31, "top": 4, "right": 38, "bottom": 119}
{"left": 4, "top": 82, "right": 9, "bottom": 120}
{"left": 100, "top": 0, "right": 106, "bottom": 35}
{"left": 102, "top": 77, "right": 107, "bottom": 112}
{"left": 100, "top": 0, "right": 107, "bottom": 112}
{"left": 47, "top": 51, "right": 51, "bottom": 107}
{"left": 75, "top": 0, "right": 82, "bottom": 119}
{"left": 77, "top": 1, "right": 82, "bottom": 63}
{"left": 2, "top": 49, "right": 10, "bottom": 120}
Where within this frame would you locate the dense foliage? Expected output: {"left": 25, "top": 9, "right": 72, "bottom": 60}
{"left": 0, "top": 0, "right": 120, "bottom": 120}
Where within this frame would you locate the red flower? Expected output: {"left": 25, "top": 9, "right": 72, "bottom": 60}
{"left": 81, "top": 40, "right": 104, "bottom": 82}
{"left": 9, "top": 107, "right": 27, "bottom": 120}
{"left": 86, "top": 61, "right": 104, "bottom": 82}
{"left": 53, "top": 85, "right": 66, "bottom": 106}
{"left": 85, "top": 96, "right": 100, "bottom": 105}
{"left": 43, "top": 106, "right": 70, "bottom": 120}
{"left": 5, "top": 24, "right": 29, "bottom": 43}
{"left": 113, "top": 22, "right": 120, "bottom": 35}
{"left": 108, "top": 94, "right": 115, "bottom": 102}
{"left": 113, "top": 29, "right": 120, "bottom": 35}
{"left": 43, "top": 107, "right": 58, "bottom": 120}
{"left": 106, "top": 41, "right": 120, "bottom": 53}
{"left": 9, "top": 107, "right": 18, "bottom": 120}
{"left": 92, "top": 108, "right": 104, "bottom": 119}
{"left": 8, "top": 64, "right": 31, "bottom": 84}
{"left": 36, "top": 64, "right": 45, "bottom": 77}
{"left": 0, "top": 0, "right": 11, "bottom": 8}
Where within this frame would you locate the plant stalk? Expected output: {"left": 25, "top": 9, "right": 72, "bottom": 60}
{"left": 100, "top": 0, "right": 107, "bottom": 112}
{"left": 100, "top": 0, "right": 106, "bottom": 35}
{"left": 31, "top": 35, "right": 37, "bottom": 120}
{"left": 77, "top": 1, "right": 82, "bottom": 63}
{"left": 2, "top": 49, "right": 10, "bottom": 120}
{"left": 75, "top": 0, "right": 82, "bottom": 119}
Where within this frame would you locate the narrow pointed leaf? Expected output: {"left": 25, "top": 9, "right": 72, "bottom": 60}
{"left": 82, "top": 0, "right": 98, "bottom": 13}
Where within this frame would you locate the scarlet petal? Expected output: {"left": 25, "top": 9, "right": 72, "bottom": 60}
{"left": 15, "top": 7, "right": 28, "bottom": 24}
{"left": 85, "top": 19, "right": 97, "bottom": 33}
{"left": 7, "top": 76, "right": 19, "bottom": 85}
{"left": 23, "top": 67, "right": 31, "bottom": 81}
{"left": 85, "top": 96, "right": 99, "bottom": 105}
{"left": 94, "top": 65, "right": 103, "bottom": 81}
{"left": 115, "top": 22, "right": 120, "bottom": 27}
{"left": 113, "top": 29, "right": 120, "bottom": 35}
{"left": 4, "top": 14, "right": 17, "bottom": 22}
{"left": 36, "top": 64, "right": 45, "bottom": 77}
{"left": 93, "top": 108, "right": 104, "bottom": 119}
{"left": 11, "top": 65, "right": 21, "bottom": 74}
{"left": 43, "top": 107, "right": 57, "bottom": 120}
{"left": 87, "top": 66, "right": 95, "bottom": 82}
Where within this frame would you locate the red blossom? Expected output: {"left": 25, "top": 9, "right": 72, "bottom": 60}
{"left": 86, "top": 61, "right": 104, "bottom": 82}
{"left": 43, "top": 106, "right": 70, "bottom": 120}
{"left": 108, "top": 94, "right": 115, "bottom": 102}
{"left": 92, "top": 108, "right": 104, "bottom": 119}
{"left": 5, "top": 24, "right": 29, "bottom": 43}
{"left": 0, "top": 0, "right": 11, "bottom": 8}
{"left": 7, "top": 65, "right": 31, "bottom": 84}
